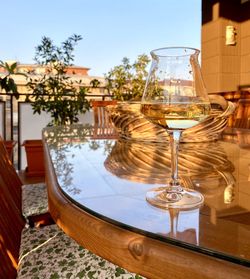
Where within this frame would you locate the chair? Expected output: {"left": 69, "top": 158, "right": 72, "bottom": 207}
{"left": 91, "top": 100, "right": 118, "bottom": 139}
{"left": 0, "top": 175, "right": 24, "bottom": 278}
{"left": 0, "top": 165, "right": 144, "bottom": 278}
{"left": 234, "top": 99, "right": 250, "bottom": 129}
{"left": 0, "top": 136, "right": 51, "bottom": 226}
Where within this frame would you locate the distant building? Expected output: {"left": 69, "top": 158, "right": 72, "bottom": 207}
{"left": 0, "top": 63, "right": 90, "bottom": 76}
{"left": 0, "top": 62, "right": 107, "bottom": 96}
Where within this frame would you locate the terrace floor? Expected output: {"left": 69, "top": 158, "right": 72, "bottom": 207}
{"left": 18, "top": 169, "right": 45, "bottom": 185}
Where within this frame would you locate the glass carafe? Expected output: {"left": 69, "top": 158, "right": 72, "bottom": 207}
{"left": 141, "top": 47, "right": 211, "bottom": 209}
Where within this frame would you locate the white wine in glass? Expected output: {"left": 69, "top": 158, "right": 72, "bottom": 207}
{"left": 141, "top": 47, "right": 211, "bottom": 209}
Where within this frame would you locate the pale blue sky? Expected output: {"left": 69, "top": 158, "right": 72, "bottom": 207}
{"left": 1, "top": 0, "right": 201, "bottom": 76}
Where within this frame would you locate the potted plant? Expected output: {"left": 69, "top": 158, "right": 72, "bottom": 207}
{"left": 23, "top": 34, "right": 90, "bottom": 176}
{"left": 3, "top": 140, "right": 16, "bottom": 160}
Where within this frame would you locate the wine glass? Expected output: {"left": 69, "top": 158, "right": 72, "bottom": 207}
{"left": 141, "top": 47, "right": 211, "bottom": 209}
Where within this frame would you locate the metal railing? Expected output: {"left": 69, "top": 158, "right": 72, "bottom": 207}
{"left": 0, "top": 91, "right": 114, "bottom": 169}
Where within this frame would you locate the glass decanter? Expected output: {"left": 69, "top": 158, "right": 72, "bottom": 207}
{"left": 141, "top": 47, "right": 211, "bottom": 209}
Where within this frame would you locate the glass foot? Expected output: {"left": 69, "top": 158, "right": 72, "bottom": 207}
{"left": 146, "top": 186, "right": 204, "bottom": 209}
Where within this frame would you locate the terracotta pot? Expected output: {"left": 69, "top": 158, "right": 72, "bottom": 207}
{"left": 22, "top": 139, "right": 45, "bottom": 177}
{"left": 4, "top": 140, "right": 16, "bottom": 159}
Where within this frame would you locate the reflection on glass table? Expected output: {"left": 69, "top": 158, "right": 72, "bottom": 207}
{"left": 44, "top": 124, "right": 250, "bottom": 267}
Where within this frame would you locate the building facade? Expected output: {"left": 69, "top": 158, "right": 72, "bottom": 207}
{"left": 202, "top": 0, "right": 250, "bottom": 93}
{"left": 0, "top": 62, "right": 107, "bottom": 95}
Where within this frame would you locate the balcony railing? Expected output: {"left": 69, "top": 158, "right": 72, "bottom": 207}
{"left": 0, "top": 91, "right": 114, "bottom": 170}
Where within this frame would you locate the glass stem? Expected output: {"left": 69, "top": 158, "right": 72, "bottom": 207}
{"left": 169, "top": 208, "right": 180, "bottom": 238}
{"left": 168, "top": 130, "right": 182, "bottom": 188}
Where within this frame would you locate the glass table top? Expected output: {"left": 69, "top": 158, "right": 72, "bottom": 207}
{"left": 43, "top": 125, "right": 250, "bottom": 267}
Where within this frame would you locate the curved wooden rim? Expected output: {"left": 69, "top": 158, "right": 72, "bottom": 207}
{"left": 43, "top": 140, "right": 250, "bottom": 279}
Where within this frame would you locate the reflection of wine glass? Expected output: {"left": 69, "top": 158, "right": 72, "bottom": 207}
{"left": 141, "top": 47, "right": 211, "bottom": 209}
{"left": 168, "top": 208, "right": 199, "bottom": 245}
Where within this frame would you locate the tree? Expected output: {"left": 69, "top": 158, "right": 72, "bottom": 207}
{"left": 27, "top": 34, "right": 90, "bottom": 126}
{"left": 104, "top": 54, "right": 150, "bottom": 101}
{"left": 0, "top": 61, "right": 27, "bottom": 99}
{"left": 90, "top": 78, "right": 101, "bottom": 88}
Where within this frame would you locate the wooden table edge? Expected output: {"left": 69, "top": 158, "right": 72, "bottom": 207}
{"left": 43, "top": 141, "right": 250, "bottom": 279}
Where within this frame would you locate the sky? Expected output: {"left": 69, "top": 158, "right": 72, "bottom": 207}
{"left": 0, "top": 0, "right": 201, "bottom": 77}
